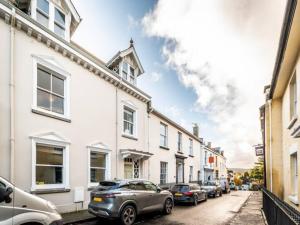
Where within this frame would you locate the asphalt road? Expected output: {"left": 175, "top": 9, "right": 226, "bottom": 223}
{"left": 74, "top": 191, "right": 251, "bottom": 225}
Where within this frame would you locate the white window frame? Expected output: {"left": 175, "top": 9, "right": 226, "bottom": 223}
{"left": 160, "top": 162, "right": 168, "bottom": 184}
{"left": 54, "top": 7, "right": 66, "bottom": 38}
{"left": 32, "top": 55, "right": 71, "bottom": 121}
{"left": 189, "top": 166, "right": 193, "bottom": 182}
{"left": 290, "top": 72, "right": 297, "bottom": 120}
{"left": 31, "top": 0, "right": 70, "bottom": 41}
{"left": 87, "top": 142, "right": 111, "bottom": 188}
{"left": 30, "top": 132, "right": 70, "bottom": 191}
{"left": 121, "top": 61, "right": 136, "bottom": 85}
{"left": 189, "top": 138, "right": 193, "bottom": 156}
{"left": 122, "top": 100, "right": 138, "bottom": 138}
{"left": 177, "top": 132, "right": 182, "bottom": 152}
{"left": 160, "top": 123, "right": 168, "bottom": 147}
{"left": 124, "top": 158, "right": 140, "bottom": 179}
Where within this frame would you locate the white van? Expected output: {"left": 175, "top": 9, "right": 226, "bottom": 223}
{"left": 0, "top": 177, "right": 62, "bottom": 225}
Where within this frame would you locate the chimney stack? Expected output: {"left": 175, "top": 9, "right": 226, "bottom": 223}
{"left": 207, "top": 142, "right": 211, "bottom": 148}
{"left": 193, "top": 123, "right": 199, "bottom": 137}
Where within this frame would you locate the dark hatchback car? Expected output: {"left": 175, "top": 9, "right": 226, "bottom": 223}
{"left": 171, "top": 183, "right": 207, "bottom": 206}
{"left": 88, "top": 180, "right": 173, "bottom": 225}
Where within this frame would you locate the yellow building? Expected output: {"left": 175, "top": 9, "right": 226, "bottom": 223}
{"left": 262, "top": 0, "right": 300, "bottom": 209}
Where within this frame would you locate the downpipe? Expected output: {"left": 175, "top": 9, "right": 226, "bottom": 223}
{"left": 9, "top": 8, "right": 16, "bottom": 183}
{"left": 268, "top": 99, "right": 272, "bottom": 192}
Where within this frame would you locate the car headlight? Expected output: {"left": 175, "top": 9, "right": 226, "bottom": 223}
{"left": 47, "top": 201, "right": 57, "bottom": 210}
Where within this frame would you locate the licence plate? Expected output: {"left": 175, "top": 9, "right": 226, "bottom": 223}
{"left": 175, "top": 193, "right": 183, "bottom": 196}
{"left": 93, "top": 197, "right": 102, "bottom": 202}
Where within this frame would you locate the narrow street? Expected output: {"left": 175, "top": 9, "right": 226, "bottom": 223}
{"left": 73, "top": 191, "right": 252, "bottom": 225}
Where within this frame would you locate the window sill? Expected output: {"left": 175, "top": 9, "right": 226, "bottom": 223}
{"left": 189, "top": 154, "right": 194, "bottom": 157}
{"left": 122, "top": 134, "right": 138, "bottom": 141}
{"left": 177, "top": 151, "right": 184, "bottom": 154}
{"left": 31, "top": 188, "right": 71, "bottom": 194}
{"left": 160, "top": 146, "right": 169, "bottom": 150}
{"left": 32, "top": 108, "right": 71, "bottom": 123}
{"left": 288, "top": 116, "right": 298, "bottom": 130}
{"left": 288, "top": 195, "right": 299, "bottom": 205}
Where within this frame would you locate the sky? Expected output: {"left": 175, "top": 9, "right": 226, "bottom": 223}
{"left": 72, "top": 0, "right": 287, "bottom": 168}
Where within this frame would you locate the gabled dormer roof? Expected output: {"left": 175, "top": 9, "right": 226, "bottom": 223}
{"left": 107, "top": 39, "right": 145, "bottom": 76}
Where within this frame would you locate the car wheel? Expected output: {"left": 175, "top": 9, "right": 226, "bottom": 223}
{"left": 205, "top": 194, "right": 208, "bottom": 201}
{"left": 163, "top": 198, "right": 173, "bottom": 215}
{"left": 219, "top": 191, "right": 223, "bottom": 197}
{"left": 121, "top": 205, "right": 136, "bottom": 225}
{"left": 213, "top": 192, "right": 216, "bottom": 198}
{"left": 193, "top": 195, "right": 198, "bottom": 206}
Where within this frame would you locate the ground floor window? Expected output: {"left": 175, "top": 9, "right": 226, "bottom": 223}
{"left": 36, "top": 144, "right": 64, "bottom": 185}
{"left": 291, "top": 153, "right": 298, "bottom": 196}
{"left": 31, "top": 132, "right": 70, "bottom": 191}
{"left": 189, "top": 166, "right": 193, "bottom": 182}
{"left": 90, "top": 151, "right": 106, "bottom": 183}
{"left": 160, "top": 162, "right": 168, "bottom": 184}
{"left": 124, "top": 158, "right": 140, "bottom": 179}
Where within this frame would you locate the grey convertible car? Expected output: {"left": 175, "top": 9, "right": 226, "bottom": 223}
{"left": 88, "top": 179, "right": 174, "bottom": 225}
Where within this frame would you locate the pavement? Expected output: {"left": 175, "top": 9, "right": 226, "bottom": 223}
{"left": 229, "top": 191, "right": 265, "bottom": 225}
{"left": 63, "top": 191, "right": 254, "bottom": 225}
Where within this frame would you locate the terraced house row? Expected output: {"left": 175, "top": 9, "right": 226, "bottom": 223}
{"left": 0, "top": 0, "right": 227, "bottom": 213}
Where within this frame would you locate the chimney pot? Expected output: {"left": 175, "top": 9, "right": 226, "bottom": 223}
{"left": 193, "top": 123, "right": 199, "bottom": 137}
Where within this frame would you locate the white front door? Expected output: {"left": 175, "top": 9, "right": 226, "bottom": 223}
{"left": 177, "top": 163, "right": 183, "bottom": 183}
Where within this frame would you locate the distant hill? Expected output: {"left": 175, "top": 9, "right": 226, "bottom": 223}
{"left": 228, "top": 168, "right": 251, "bottom": 174}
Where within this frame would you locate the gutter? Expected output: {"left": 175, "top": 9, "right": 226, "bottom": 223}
{"left": 268, "top": 0, "right": 297, "bottom": 99}
{"left": 9, "top": 8, "right": 16, "bottom": 182}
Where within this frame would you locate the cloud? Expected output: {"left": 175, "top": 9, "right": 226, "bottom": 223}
{"left": 142, "top": 0, "right": 286, "bottom": 168}
{"left": 150, "top": 72, "right": 162, "bottom": 82}
{"left": 127, "top": 14, "right": 140, "bottom": 29}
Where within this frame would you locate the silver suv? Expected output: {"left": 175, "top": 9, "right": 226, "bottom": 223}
{"left": 88, "top": 179, "right": 174, "bottom": 225}
{"left": 0, "top": 176, "right": 62, "bottom": 225}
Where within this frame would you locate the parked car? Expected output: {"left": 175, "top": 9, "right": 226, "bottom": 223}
{"left": 219, "top": 178, "right": 230, "bottom": 193}
{"left": 229, "top": 182, "right": 236, "bottom": 190}
{"left": 88, "top": 179, "right": 174, "bottom": 225}
{"left": 241, "top": 184, "right": 250, "bottom": 191}
{"left": 0, "top": 176, "right": 62, "bottom": 225}
{"left": 201, "top": 181, "right": 222, "bottom": 198}
{"left": 171, "top": 183, "right": 207, "bottom": 206}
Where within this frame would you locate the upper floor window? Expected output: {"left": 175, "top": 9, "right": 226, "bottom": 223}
{"left": 177, "top": 132, "right": 182, "bottom": 152}
{"left": 54, "top": 8, "right": 65, "bottom": 38}
{"left": 122, "top": 62, "right": 135, "bottom": 85}
{"left": 37, "top": 66, "right": 65, "bottom": 115}
{"left": 290, "top": 73, "right": 297, "bottom": 120}
{"left": 36, "top": 0, "right": 49, "bottom": 28}
{"left": 189, "top": 138, "right": 193, "bottom": 156}
{"left": 123, "top": 106, "right": 135, "bottom": 136}
{"left": 34, "top": 0, "right": 66, "bottom": 39}
{"left": 204, "top": 151, "right": 207, "bottom": 165}
{"left": 215, "top": 156, "right": 218, "bottom": 167}
{"left": 160, "top": 123, "right": 168, "bottom": 147}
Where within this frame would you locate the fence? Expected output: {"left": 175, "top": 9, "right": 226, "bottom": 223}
{"left": 262, "top": 188, "right": 300, "bottom": 225}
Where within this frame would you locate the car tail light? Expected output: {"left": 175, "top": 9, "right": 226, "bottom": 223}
{"left": 104, "top": 193, "right": 120, "bottom": 198}
{"left": 183, "top": 192, "right": 193, "bottom": 196}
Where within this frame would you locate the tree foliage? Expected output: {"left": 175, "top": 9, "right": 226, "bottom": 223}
{"left": 250, "top": 157, "right": 264, "bottom": 184}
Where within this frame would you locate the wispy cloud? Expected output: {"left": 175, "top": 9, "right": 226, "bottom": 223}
{"left": 142, "top": 0, "right": 286, "bottom": 168}
{"left": 127, "top": 14, "right": 140, "bottom": 29}
{"left": 149, "top": 71, "right": 162, "bottom": 82}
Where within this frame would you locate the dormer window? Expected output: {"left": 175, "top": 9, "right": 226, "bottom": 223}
{"left": 122, "top": 62, "right": 135, "bottom": 85}
{"left": 36, "top": 0, "right": 49, "bottom": 28}
{"left": 54, "top": 8, "right": 65, "bottom": 38}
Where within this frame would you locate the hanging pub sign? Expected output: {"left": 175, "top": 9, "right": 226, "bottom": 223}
{"left": 208, "top": 156, "right": 214, "bottom": 163}
{"left": 255, "top": 145, "right": 264, "bottom": 156}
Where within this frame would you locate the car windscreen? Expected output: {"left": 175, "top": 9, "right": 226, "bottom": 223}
{"left": 203, "top": 182, "right": 216, "bottom": 186}
{"left": 171, "top": 185, "right": 190, "bottom": 192}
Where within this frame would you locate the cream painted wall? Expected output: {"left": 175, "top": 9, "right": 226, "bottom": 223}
{"left": 0, "top": 22, "right": 149, "bottom": 212}
{"left": 148, "top": 113, "right": 201, "bottom": 185}
{"left": 0, "top": 20, "right": 11, "bottom": 180}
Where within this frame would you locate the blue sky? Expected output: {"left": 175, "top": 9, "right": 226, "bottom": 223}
{"left": 72, "top": 0, "right": 286, "bottom": 168}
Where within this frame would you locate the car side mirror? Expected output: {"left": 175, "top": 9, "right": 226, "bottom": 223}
{"left": 157, "top": 187, "right": 161, "bottom": 193}
{"left": 4, "top": 187, "right": 13, "bottom": 204}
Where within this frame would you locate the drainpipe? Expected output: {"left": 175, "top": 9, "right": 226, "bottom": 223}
{"left": 147, "top": 103, "right": 153, "bottom": 181}
{"left": 115, "top": 83, "right": 119, "bottom": 179}
{"left": 10, "top": 8, "right": 16, "bottom": 183}
{"left": 268, "top": 99, "right": 273, "bottom": 192}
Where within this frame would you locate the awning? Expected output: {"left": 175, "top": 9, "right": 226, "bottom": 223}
{"left": 120, "top": 149, "right": 153, "bottom": 160}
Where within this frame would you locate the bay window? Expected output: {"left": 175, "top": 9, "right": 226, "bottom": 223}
{"left": 122, "top": 62, "right": 135, "bottom": 84}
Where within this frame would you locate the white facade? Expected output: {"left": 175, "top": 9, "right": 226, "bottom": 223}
{"left": 0, "top": 0, "right": 226, "bottom": 213}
